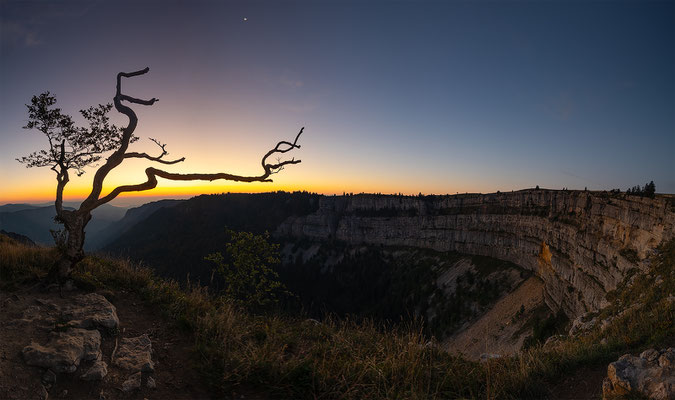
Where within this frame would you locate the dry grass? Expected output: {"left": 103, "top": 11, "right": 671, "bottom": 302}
{"left": 0, "top": 235, "right": 57, "bottom": 289}
{"left": 1, "top": 234, "right": 673, "bottom": 399}
{"left": 74, "top": 255, "right": 484, "bottom": 398}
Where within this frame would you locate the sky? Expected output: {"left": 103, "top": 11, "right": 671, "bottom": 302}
{"left": 1, "top": 0, "right": 673, "bottom": 206}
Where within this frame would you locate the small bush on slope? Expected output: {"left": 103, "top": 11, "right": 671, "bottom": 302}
{"left": 205, "top": 230, "right": 291, "bottom": 311}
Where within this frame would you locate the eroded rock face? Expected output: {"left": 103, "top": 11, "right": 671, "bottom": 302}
{"left": 22, "top": 328, "right": 101, "bottom": 373}
{"left": 277, "top": 191, "right": 675, "bottom": 319}
{"left": 113, "top": 334, "right": 154, "bottom": 372}
{"left": 61, "top": 293, "right": 119, "bottom": 330}
{"left": 602, "top": 348, "right": 675, "bottom": 400}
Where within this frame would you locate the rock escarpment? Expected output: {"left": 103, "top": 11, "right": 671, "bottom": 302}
{"left": 278, "top": 190, "right": 675, "bottom": 318}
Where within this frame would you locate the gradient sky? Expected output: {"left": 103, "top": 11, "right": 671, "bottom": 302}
{"left": 1, "top": 0, "right": 673, "bottom": 206}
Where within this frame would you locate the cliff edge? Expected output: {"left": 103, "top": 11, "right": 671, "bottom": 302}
{"left": 278, "top": 189, "right": 675, "bottom": 319}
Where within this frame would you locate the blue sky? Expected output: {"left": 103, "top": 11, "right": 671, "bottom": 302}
{"left": 1, "top": 0, "right": 673, "bottom": 204}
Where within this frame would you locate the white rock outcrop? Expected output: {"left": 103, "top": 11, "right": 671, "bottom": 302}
{"left": 60, "top": 293, "right": 119, "bottom": 330}
{"left": 22, "top": 328, "right": 101, "bottom": 373}
{"left": 602, "top": 348, "right": 675, "bottom": 399}
{"left": 113, "top": 334, "right": 154, "bottom": 372}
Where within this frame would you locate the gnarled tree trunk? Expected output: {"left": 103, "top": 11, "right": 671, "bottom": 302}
{"left": 49, "top": 210, "right": 91, "bottom": 282}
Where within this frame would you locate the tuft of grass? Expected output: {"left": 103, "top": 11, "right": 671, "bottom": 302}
{"left": 0, "top": 235, "right": 57, "bottom": 290}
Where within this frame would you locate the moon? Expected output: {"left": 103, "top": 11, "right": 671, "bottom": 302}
{"left": 243, "top": 17, "right": 248, "bottom": 22}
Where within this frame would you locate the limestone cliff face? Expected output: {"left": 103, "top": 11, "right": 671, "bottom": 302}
{"left": 277, "top": 190, "right": 675, "bottom": 318}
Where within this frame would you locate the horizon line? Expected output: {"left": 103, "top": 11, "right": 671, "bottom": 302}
{"left": 3, "top": 186, "right": 673, "bottom": 207}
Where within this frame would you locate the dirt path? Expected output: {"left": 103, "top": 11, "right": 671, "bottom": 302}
{"left": 443, "top": 276, "right": 545, "bottom": 360}
{"left": 0, "top": 286, "right": 213, "bottom": 400}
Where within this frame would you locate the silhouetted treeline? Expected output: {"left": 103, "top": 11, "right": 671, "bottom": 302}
{"left": 626, "top": 181, "right": 656, "bottom": 198}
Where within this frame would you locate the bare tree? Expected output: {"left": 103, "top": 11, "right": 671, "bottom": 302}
{"left": 18, "top": 68, "right": 303, "bottom": 281}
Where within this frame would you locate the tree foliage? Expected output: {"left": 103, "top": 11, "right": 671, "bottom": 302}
{"left": 206, "top": 230, "right": 290, "bottom": 310}
{"left": 18, "top": 93, "right": 130, "bottom": 176}
{"left": 626, "top": 180, "right": 656, "bottom": 198}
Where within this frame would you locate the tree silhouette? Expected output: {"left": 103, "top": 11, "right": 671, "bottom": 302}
{"left": 644, "top": 181, "right": 656, "bottom": 198}
{"left": 18, "top": 68, "right": 304, "bottom": 281}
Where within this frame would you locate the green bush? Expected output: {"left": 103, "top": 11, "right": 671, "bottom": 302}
{"left": 205, "top": 230, "right": 291, "bottom": 311}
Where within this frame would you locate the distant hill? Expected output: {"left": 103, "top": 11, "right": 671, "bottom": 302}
{"left": 102, "top": 192, "right": 320, "bottom": 280}
{"left": 0, "top": 203, "right": 128, "bottom": 246}
{"left": 0, "top": 230, "right": 36, "bottom": 246}
{"left": 0, "top": 204, "right": 39, "bottom": 213}
{"left": 89, "top": 203, "right": 128, "bottom": 223}
{"left": 28, "top": 202, "right": 128, "bottom": 222}
{"left": 87, "top": 200, "right": 183, "bottom": 250}
{"left": 0, "top": 206, "right": 68, "bottom": 244}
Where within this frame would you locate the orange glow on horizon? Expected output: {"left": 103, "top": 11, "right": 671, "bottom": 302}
{"left": 0, "top": 178, "right": 474, "bottom": 205}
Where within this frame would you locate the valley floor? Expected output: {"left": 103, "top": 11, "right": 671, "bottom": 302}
{"left": 444, "top": 276, "right": 545, "bottom": 360}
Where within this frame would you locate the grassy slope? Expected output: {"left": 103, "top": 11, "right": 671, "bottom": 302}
{"left": 1, "top": 235, "right": 672, "bottom": 399}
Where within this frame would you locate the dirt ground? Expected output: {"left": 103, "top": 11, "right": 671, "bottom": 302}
{"left": 443, "top": 276, "right": 545, "bottom": 360}
{"left": 547, "top": 365, "right": 607, "bottom": 399}
{"left": 0, "top": 285, "right": 213, "bottom": 400}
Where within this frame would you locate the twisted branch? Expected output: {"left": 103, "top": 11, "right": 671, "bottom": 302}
{"left": 124, "top": 138, "right": 185, "bottom": 165}
{"left": 87, "top": 68, "right": 304, "bottom": 209}
{"left": 94, "top": 128, "right": 304, "bottom": 207}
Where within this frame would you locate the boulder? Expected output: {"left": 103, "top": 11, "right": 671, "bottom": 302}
{"left": 60, "top": 293, "right": 119, "bottom": 330}
{"left": 80, "top": 360, "right": 108, "bottom": 381}
{"left": 38, "top": 384, "right": 48, "bottom": 400}
{"left": 42, "top": 369, "right": 56, "bottom": 384}
{"left": 121, "top": 372, "right": 142, "bottom": 392}
{"left": 660, "top": 350, "right": 675, "bottom": 368}
{"left": 641, "top": 348, "right": 660, "bottom": 363}
{"left": 5, "top": 304, "right": 57, "bottom": 330}
{"left": 543, "top": 334, "right": 566, "bottom": 349}
{"left": 22, "top": 328, "right": 101, "bottom": 373}
{"left": 113, "top": 334, "right": 154, "bottom": 372}
{"left": 568, "top": 313, "right": 597, "bottom": 336}
{"left": 602, "top": 348, "right": 675, "bottom": 400}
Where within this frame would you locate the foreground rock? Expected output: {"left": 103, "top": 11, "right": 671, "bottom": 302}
{"left": 1, "top": 285, "right": 213, "bottom": 400}
{"left": 5, "top": 303, "right": 57, "bottom": 330}
{"left": 22, "top": 328, "right": 101, "bottom": 373}
{"left": 60, "top": 293, "right": 119, "bottom": 330}
{"left": 568, "top": 313, "right": 597, "bottom": 336}
{"left": 602, "top": 348, "right": 675, "bottom": 399}
{"left": 113, "top": 334, "right": 154, "bottom": 372}
{"left": 80, "top": 360, "right": 108, "bottom": 381}
{"left": 121, "top": 371, "right": 142, "bottom": 392}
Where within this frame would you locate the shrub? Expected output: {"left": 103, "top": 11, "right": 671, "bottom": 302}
{"left": 205, "top": 230, "right": 291, "bottom": 311}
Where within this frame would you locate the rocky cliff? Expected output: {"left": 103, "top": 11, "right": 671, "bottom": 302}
{"left": 277, "top": 190, "right": 675, "bottom": 318}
